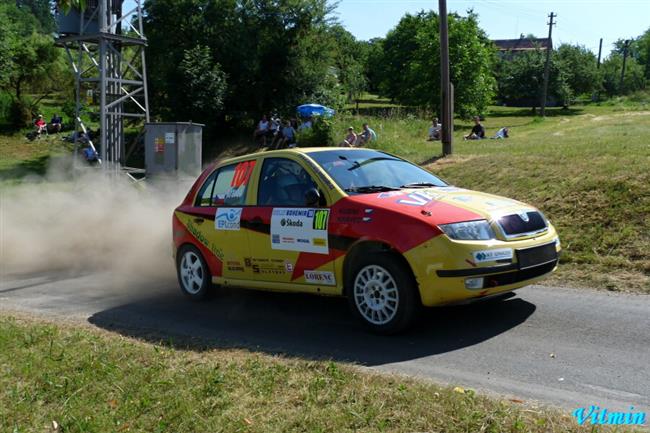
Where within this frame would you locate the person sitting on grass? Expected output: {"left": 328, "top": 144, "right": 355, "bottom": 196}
{"left": 34, "top": 115, "right": 47, "bottom": 137}
{"left": 490, "top": 127, "right": 509, "bottom": 139}
{"left": 427, "top": 117, "right": 442, "bottom": 141}
{"left": 357, "top": 123, "right": 377, "bottom": 146}
{"left": 464, "top": 116, "right": 485, "bottom": 140}
{"left": 253, "top": 114, "right": 270, "bottom": 147}
{"left": 340, "top": 127, "right": 357, "bottom": 147}
{"left": 50, "top": 113, "right": 63, "bottom": 133}
{"left": 276, "top": 120, "right": 296, "bottom": 149}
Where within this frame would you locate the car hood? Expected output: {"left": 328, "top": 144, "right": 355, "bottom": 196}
{"left": 345, "top": 186, "right": 537, "bottom": 226}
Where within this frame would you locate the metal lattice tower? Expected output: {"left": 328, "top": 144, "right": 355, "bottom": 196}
{"left": 56, "top": 0, "right": 150, "bottom": 170}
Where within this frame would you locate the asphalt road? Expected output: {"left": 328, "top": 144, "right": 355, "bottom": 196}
{"left": 1, "top": 268, "right": 649, "bottom": 415}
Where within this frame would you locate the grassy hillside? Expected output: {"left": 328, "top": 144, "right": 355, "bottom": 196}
{"left": 333, "top": 102, "right": 650, "bottom": 293}
{"left": 1, "top": 315, "right": 625, "bottom": 433}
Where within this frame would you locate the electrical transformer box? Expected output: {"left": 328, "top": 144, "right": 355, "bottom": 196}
{"left": 145, "top": 122, "right": 203, "bottom": 178}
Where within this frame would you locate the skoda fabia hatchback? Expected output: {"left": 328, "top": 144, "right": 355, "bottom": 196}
{"left": 173, "top": 148, "right": 560, "bottom": 333}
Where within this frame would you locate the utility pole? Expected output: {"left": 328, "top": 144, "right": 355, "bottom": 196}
{"left": 540, "top": 12, "right": 555, "bottom": 117}
{"left": 439, "top": 0, "right": 452, "bottom": 155}
{"left": 597, "top": 38, "right": 603, "bottom": 68}
{"left": 620, "top": 39, "right": 630, "bottom": 91}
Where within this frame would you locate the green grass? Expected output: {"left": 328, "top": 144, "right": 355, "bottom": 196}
{"left": 0, "top": 132, "right": 74, "bottom": 183}
{"left": 1, "top": 315, "right": 628, "bottom": 433}
{"left": 333, "top": 101, "right": 650, "bottom": 293}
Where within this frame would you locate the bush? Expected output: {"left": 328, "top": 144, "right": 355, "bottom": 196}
{"left": 0, "top": 92, "right": 12, "bottom": 127}
{"left": 295, "top": 117, "right": 334, "bottom": 147}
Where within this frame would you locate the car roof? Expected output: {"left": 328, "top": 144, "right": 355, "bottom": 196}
{"left": 215, "top": 147, "right": 382, "bottom": 166}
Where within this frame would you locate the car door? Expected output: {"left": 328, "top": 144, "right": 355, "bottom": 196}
{"left": 244, "top": 156, "right": 337, "bottom": 289}
{"left": 190, "top": 160, "right": 256, "bottom": 281}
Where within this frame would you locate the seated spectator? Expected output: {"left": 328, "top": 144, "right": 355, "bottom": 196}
{"left": 50, "top": 113, "right": 63, "bottom": 133}
{"left": 340, "top": 127, "right": 357, "bottom": 147}
{"left": 276, "top": 120, "right": 296, "bottom": 149}
{"left": 34, "top": 115, "right": 47, "bottom": 137}
{"left": 464, "top": 116, "right": 485, "bottom": 140}
{"left": 357, "top": 123, "right": 377, "bottom": 146}
{"left": 268, "top": 116, "right": 281, "bottom": 147}
{"left": 254, "top": 114, "right": 270, "bottom": 147}
{"left": 490, "top": 127, "right": 510, "bottom": 139}
{"left": 427, "top": 117, "right": 442, "bottom": 141}
{"left": 82, "top": 144, "right": 99, "bottom": 165}
{"left": 298, "top": 116, "right": 313, "bottom": 131}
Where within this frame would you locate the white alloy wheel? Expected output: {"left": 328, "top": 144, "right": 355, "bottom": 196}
{"left": 180, "top": 250, "right": 205, "bottom": 295}
{"left": 353, "top": 264, "right": 400, "bottom": 325}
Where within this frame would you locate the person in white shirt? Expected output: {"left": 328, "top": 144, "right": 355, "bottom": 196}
{"left": 254, "top": 114, "right": 270, "bottom": 147}
{"left": 427, "top": 117, "right": 442, "bottom": 141}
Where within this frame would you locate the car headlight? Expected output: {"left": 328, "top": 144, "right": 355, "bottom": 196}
{"left": 439, "top": 220, "right": 496, "bottom": 240}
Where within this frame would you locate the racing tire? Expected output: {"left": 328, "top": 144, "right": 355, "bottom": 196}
{"left": 176, "top": 244, "right": 213, "bottom": 301}
{"left": 346, "top": 253, "right": 421, "bottom": 334}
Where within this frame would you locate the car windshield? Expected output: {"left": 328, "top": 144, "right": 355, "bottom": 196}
{"left": 307, "top": 149, "right": 447, "bottom": 193}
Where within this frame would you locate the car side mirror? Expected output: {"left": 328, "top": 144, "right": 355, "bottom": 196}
{"left": 305, "top": 188, "right": 320, "bottom": 207}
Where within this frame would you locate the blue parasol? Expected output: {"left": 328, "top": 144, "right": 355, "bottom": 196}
{"left": 296, "top": 104, "right": 335, "bottom": 118}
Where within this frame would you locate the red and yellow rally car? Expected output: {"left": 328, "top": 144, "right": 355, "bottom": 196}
{"left": 173, "top": 148, "right": 560, "bottom": 333}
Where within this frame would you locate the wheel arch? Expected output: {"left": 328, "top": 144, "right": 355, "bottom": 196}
{"left": 342, "top": 240, "right": 420, "bottom": 302}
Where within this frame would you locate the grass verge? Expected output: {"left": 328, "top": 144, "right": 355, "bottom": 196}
{"left": 333, "top": 103, "right": 650, "bottom": 293}
{"left": 0, "top": 314, "right": 628, "bottom": 433}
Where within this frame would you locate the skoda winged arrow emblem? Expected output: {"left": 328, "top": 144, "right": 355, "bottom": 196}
{"left": 517, "top": 211, "right": 530, "bottom": 222}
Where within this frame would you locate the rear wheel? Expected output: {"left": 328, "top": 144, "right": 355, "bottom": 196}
{"left": 176, "top": 245, "right": 213, "bottom": 301}
{"left": 347, "top": 253, "right": 420, "bottom": 334}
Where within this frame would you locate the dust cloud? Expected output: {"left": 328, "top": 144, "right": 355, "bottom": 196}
{"left": 0, "top": 158, "right": 194, "bottom": 284}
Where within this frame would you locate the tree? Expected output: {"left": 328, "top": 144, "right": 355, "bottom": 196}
{"left": 601, "top": 54, "right": 646, "bottom": 96}
{"left": 376, "top": 10, "right": 496, "bottom": 118}
{"left": 328, "top": 25, "right": 367, "bottom": 103}
{"left": 144, "top": 0, "right": 338, "bottom": 126}
{"left": 16, "top": 0, "right": 56, "bottom": 33}
{"left": 176, "top": 45, "right": 227, "bottom": 125}
{"left": 555, "top": 44, "right": 600, "bottom": 97}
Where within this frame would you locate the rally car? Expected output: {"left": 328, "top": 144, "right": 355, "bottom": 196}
{"left": 172, "top": 148, "right": 560, "bottom": 333}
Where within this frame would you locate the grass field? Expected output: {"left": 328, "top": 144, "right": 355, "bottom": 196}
{"left": 1, "top": 314, "right": 628, "bottom": 433}
{"left": 333, "top": 101, "right": 650, "bottom": 293}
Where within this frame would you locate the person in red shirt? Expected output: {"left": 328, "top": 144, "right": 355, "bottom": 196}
{"left": 34, "top": 115, "right": 47, "bottom": 136}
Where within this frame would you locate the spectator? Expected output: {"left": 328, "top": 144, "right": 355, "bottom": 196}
{"left": 268, "top": 115, "right": 281, "bottom": 147}
{"left": 276, "top": 120, "right": 296, "bottom": 149}
{"left": 490, "top": 127, "right": 510, "bottom": 139}
{"left": 82, "top": 144, "right": 99, "bottom": 165}
{"left": 427, "top": 117, "right": 442, "bottom": 141}
{"left": 298, "top": 116, "right": 313, "bottom": 131}
{"left": 50, "top": 113, "right": 63, "bottom": 133}
{"left": 254, "top": 114, "right": 270, "bottom": 146}
{"left": 357, "top": 123, "right": 377, "bottom": 146}
{"left": 464, "top": 116, "right": 485, "bottom": 140}
{"left": 34, "top": 115, "right": 47, "bottom": 137}
{"left": 340, "top": 127, "right": 357, "bottom": 147}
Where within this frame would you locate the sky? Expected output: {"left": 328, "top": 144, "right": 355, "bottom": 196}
{"left": 333, "top": 0, "right": 650, "bottom": 56}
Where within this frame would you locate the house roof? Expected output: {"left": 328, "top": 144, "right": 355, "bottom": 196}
{"left": 493, "top": 37, "right": 551, "bottom": 51}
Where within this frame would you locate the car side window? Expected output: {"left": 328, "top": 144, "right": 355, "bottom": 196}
{"left": 257, "top": 158, "right": 318, "bottom": 206}
{"left": 212, "top": 160, "right": 255, "bottom": 206}
{"left": 196, "top": 171, "right": 217, "bottom": 206}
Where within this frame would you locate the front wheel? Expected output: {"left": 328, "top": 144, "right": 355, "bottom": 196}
{"left": 176, "top": 245, "right": 213, "bottom": 301}
{"left": 347, "top": 253, "right": 421, "bottom": 334}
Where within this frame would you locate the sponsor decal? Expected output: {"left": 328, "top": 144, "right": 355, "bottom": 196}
{"left": 227, "top": 266, "right": 244, "bottom": 272}
{"left": 270, "top": 208, "right": 329, "bottom": 254}
{"left": 243, "top": 257, "right": 286, "bottom": 275}
{"left": 437, "top": 186, "right": 467, "bottom": 192}
{"left": 284, "top": 261, "right": 294, "bottom": 272}
{"left": 215, "top": 208, "right": 242, "bottom": 230}
{"left": 339, "top": 208, "right": 359, "bottom": 215}
{"left": 473, "top": 248, "right": 513, "bottom": 263}
{"left": 304, "top": 270, "right": 336, "bottom": 286}
{"left": 398, "top": 192, "right": 433, "bottom": 206}
{"left": 186, "top": 220, "right": 223, "bottom": 260}
{"left": 453, "top": 195, "right": 473, "bottom": 203}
